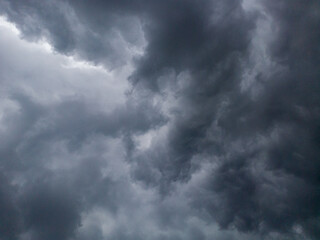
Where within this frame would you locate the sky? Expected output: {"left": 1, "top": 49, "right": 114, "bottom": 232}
{"left": 0, "top": 0, "right": 319, "bottom": 240}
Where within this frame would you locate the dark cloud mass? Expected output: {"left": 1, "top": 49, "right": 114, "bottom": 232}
{"left": 0, "top": 0, "right": 319, "bottom": 239}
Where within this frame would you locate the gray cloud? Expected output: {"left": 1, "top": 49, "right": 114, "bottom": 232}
{"left": 0, "top": 0, "right": 319, "bottom": 239}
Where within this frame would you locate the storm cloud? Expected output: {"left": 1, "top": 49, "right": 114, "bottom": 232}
{"left": 0, "top": 0, "right": 319, "bottom": 239}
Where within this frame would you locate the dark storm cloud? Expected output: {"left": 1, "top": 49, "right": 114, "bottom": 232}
{"left": 20, "top": 183, "right": 81, "bottom": 240}
{"left": 135, "top": 0, "right": 319, "bottom": 238}
{"left": 130, "top": 0, "right": 256, "bottom": 188}
{"left": 198, "top": 1, "right": 320, "bottom": 237}
{"left": 131, "top": 0, "right": 255, "bottom": 89}
{"left": 0, "top": 0, "right": 319, "bottom": 239}
{"left": 0, "top": 173, "right": 21, "bottom": 240}
{"left": 130, "top": 0, "right": 320, "bottom": 238}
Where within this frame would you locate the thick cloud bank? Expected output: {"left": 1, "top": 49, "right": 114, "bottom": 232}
{"left": 0, "top": 0, "right": 319, "bottom": 239}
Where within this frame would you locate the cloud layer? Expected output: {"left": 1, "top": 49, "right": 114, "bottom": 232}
{"left": 0, "top": 0, "right": 319, "bottom": 239}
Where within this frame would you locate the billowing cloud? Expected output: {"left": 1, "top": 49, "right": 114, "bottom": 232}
{"left": 0, "top": 0, "right": 319, "bottom": 240}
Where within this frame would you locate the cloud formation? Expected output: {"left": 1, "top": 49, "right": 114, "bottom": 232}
{"left": 0, "top": 0, "right": 319, "bottom": 239}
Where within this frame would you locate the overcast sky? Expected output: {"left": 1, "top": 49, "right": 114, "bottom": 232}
{"left": 0, "top": 0, "right": 319, "bottom": 240}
